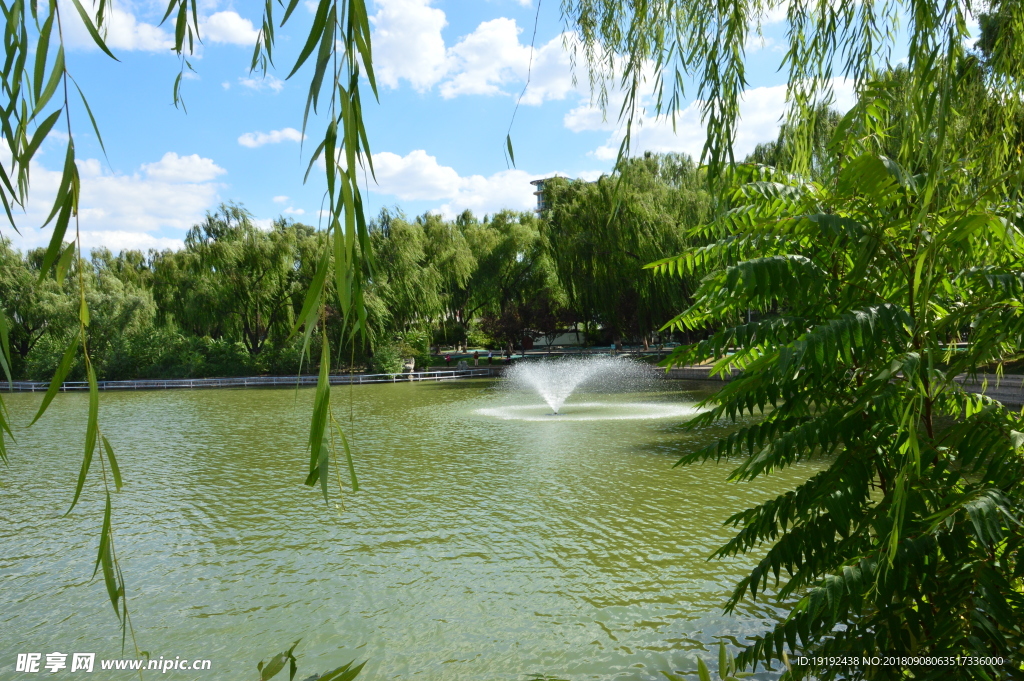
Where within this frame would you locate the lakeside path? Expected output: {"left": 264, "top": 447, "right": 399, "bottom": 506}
{"left": 3, "top": 363, "right": 1021, "bottom": 407}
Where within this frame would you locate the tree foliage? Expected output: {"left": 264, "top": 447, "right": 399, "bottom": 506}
{"left": 153, "top": 204, "right": 310, "bottom": 356}
{"left": 652, "top": 69, "right": 1024, "bottom": 674}
{"left": 543, "top": 153, "right": 712, "bottom": 346}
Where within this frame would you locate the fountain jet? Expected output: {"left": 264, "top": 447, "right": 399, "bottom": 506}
{"left": 504, "top": 356, "right": 655, "bottom": 414}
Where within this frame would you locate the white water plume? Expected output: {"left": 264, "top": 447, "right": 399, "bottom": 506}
{"left": 502, "top": 356, "right": 657, "bottom": 414}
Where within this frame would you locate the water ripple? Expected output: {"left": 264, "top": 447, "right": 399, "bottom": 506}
{"left": 0, "top": 381, "right": 816, "bottom": 680}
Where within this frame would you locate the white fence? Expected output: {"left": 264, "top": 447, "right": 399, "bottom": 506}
{"left": 3, "top": 365, "right": 1020, "bottom": 406}
{"left": 2, "top": 368, "right": 503, "bottom": 393}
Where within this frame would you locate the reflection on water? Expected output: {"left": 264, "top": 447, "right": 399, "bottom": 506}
{"left": 475, "top": 400, "right": 704, "bottom": 421}
{"left": 0, "top": 380, "right": 809, "bottom": 680}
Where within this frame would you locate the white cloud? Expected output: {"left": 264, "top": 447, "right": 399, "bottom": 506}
{"left": 371, "top": 0, "right": 449, "bottom": 91}
{"left": 369, "top": 2, "right": 574, "bottom": 104}
{"left": 238, "top": 128, "right": 306, "bottom": 148}
{"left": 760, "top": 2, "right": 790, "bottom": 25}
{"left": 367, "top": 149, "right": 541, "bottom": 218}
{"left": 585, "top": 78, "right": 856, "bottom": 161}
{"left": 564, "top": 99, "right": 617, "bottom": 133}
{"left": 436, "top": 20, "right": 577, "bottom": 104}
{"left": 239, "top": 75, "right": 285, "bottom": 92}
{"left": 562, "top": 56, "right": 658, "bottom": 133}
{"left": 81, "top": 231, "right": 185, "bottom": 252}
{"left": 62, "top": 0, "right": 174, "bottom": 52}
{"left": 140, "top": 152, "right": 227, "bottom": 183}
{"left": 517, "top": 34, "right": 578, "bottom": 105}
{"left": 438, "top": 169, "right": 539, "bottom": 217}
{"left": 440, "top": 18, "right": 528, "bottom": 98}
{"left": 283, "top": 207, "right": 305, "bottom": 215}
{"left": 273, "top": 195, "right": 289, "bottom": 203}
{"left": 204, "top": 11, "right": 260, "bottom": 45}
{"left": 746, "top": 34, "right": 782, "bottom": 53}
{"left": 371, "top": 150, "right": 462, "bottom": 200}
{"left": 3, "top": 153, "right": 225, "bottom": 253}
{"left": 221, "top": 82, "right": 231, "bottom": 90}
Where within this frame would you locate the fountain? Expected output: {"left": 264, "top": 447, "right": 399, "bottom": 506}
{"left": 475, "top": 356, "right": 703, "bottom": 422}
{"left": 505, "top": 356, "right": 654, "bottom": 413}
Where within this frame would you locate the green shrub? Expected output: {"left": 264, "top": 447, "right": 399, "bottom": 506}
{"left": 369, "top": 342, "right": 404, "bottom": 374}
{"left": 466, "top": 324, "right": 495, "bottom": 349}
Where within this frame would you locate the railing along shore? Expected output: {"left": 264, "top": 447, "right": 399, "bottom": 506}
{"left": 662, "top": 365, "right": 1024, "bottom": 407}
{"left": 1, "top": 368, "right": 503, "bottom": 393}
{"left": 2, "top": 364, "right": 1021, "bottom": 406}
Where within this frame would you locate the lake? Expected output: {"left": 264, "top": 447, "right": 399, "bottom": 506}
{"left": 1, "top": 379, "right": 815, "bottom": 680}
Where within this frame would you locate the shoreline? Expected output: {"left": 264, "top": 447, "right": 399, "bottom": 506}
{"left": 2, "top": 364, "right": 1020, "bottom": 406}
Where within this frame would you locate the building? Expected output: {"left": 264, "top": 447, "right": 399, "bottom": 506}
{"left": 530, "top": 177, "right": 556, "bottom": 215}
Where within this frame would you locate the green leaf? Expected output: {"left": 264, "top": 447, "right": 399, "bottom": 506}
{"left": 304, "top": 337, "right": 332, "bottom": 501}
{"left": 93, "top": 491, "right": 110, "bottom": 579}
{"left": 0, "top": 395, "right": 13, "bottom": 466}
{"left": 286, "top": 0, "right": 328, "bottom": 80}
{"left": 32, "top": 8, "right": 54, "bottom": 99}
{"left": 79, "top": 292, "right": 91, "bottom": 327}
{"left": 21, "top": 108, "right": 62, "bottom": 163}
{"left": 506, "top": 133, "right": 515, "bottom": 167}
{"left": 41, "top": 143, "right": 77, "bottom": 229}
{"left": 55, "top": 242, "right": 75, "bottom": 285}
{"left": 318, "top": 660, "right": 366, "bottom": 681}
{"left": 0, "top": 306, "right": 12, "bottom": 385}
{"left": 29, "top": 329, "right": 80, "bottom": 426}
{"left": 173, "top": 0, "right": 187, "bottom": 52}
{"left": 258, "top": 640, "right": 300, "bottom": 681}
{"left": 33, "top": 46, "right": 63, "bottom": 117}
{"left": 39, "top": 188, "right": 76, "bottom": 281}
{"left": 697, "top": 657, "right": 712, "bottom": 681}
{"left": 280, "top": 0, "right": 302, "bottom": 26}
{"left": 69, "top": 0, "right": 120, "bottom": 60}
{"left": 289, "top": 246, "right": 328, "bottom": 341}
{"left": 172, "top": 70, "right": 186, "bottom": 112}
{"left": 102, "top": 436, "right": 122, "bottom": 491}
{"left": 95, "top": 491, "right": 122, "bottom": 619}
{"left": 338, "top": 425, "right": 358, "bottom": 492}
{"left": 66, "top": 362, "right": 100, "bottom": 515}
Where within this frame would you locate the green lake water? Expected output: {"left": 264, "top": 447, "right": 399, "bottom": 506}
{"left": 1, "top": 379, "right": 817, "bottom": 680}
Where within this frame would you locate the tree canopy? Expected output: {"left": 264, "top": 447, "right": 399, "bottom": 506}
{"left": 649, "top": 55, "right": 1024, "bottom": 676}
{"left": 543, "top": 153, "right": 712, "bottom": 346}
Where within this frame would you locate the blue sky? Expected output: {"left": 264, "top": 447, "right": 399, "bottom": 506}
{"left": 6, "top": 0, "right": 923, "bottom": 253}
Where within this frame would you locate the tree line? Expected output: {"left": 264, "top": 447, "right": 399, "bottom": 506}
{"left": 0, "top": 153, "right": 712, "bottom": 380}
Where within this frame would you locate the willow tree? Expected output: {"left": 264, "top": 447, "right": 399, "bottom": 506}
{"left": 744, "top": 104, "right": 842, "bottom": 181}
{"left": 151, "top": 204, "right": 307, "bottom": 356}
{"left": 466, "top": 211, "right": 568, "bottom": 351}
{"left": 368, "top": 210, "right": 444, "bottom": 336}
{"left": 2, "top": 0, "right": 375, "bottom": 660}
{"left": 421, "top": 211, "right": 478, "bottom": 331}
{"left": 0, "top": 240, "right": 69, "bottom": 373}
{"left": 543, "top": 153, "right": 711, "bottom": 346}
